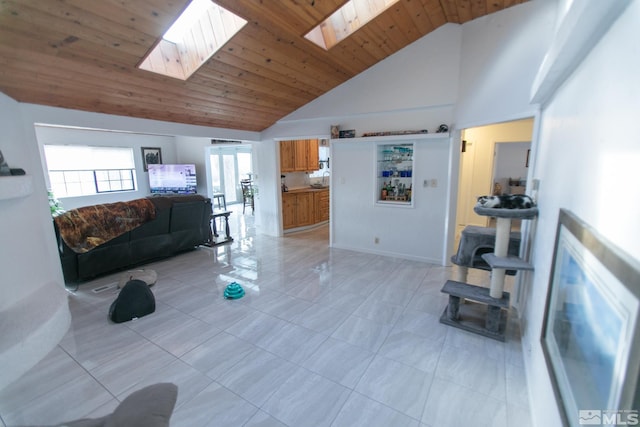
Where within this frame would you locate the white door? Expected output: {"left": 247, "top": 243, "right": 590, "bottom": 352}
{"left": 207, "top": 145, "right": 253, "bottom": 204}
{"left": 455, "top": 137, "right": 494, "bottom": 236}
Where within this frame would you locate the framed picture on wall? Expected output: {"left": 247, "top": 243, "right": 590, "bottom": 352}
{"left": 141, "top": 147, "right": 162, "bottom": 172}
{"left": 541, "top": 209, "right": 640, "bottom": 426}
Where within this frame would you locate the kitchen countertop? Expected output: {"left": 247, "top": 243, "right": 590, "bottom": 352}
{"left": 283, "top": 186, "right": 329, "bottom": 194}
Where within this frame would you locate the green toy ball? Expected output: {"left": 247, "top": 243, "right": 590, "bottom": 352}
{"left": 224, "top": 282, "right": 245, "bottom": 299}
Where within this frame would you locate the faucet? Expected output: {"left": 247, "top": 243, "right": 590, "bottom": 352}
{"left": 322, "top": 171, "right": 330, "bottom": 187}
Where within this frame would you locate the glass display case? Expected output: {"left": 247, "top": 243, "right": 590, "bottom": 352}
{"left": 377, "top": 142, "right": 414, "bottom": 205}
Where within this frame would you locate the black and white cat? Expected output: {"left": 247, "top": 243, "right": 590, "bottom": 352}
{"left": 476, "top": 194, "right": 535, "bottom": 209}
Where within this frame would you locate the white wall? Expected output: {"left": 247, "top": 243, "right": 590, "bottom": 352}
{"left": 174, "top": 136, "right": 215, "bottom": 197}
{"left": 259, "top": 23, "right": 463, "bottom": 238}
{"left": 23, "top": 106, "right": 259, "bottom": 209}
{"left": 261, "top": 23, "right": 462, "bottom": 144}
{"left": 35, "top": 126, "right": 178, "bottom": 209}
{"left": 331, "top": 134, "right": 451, "bottom": 262}
{"left": 494, "top": 142, "right": 530, "bottom": 182}
{"left": 0, "top": 94, "right": 71, "bottom": 389}
{"left": 455, "top": 1, "right": 557, "bottom": 128}
{"left": 521, "top": 2, "right": 640, "bottom": 425}
{"left": 22, "top": 103, "right": 258, "bottom": 140}
{"left": 252, "top": 139, "right": 279, "bottom": 232}
{"left": 275, "top": 23, "right": 461, "bottom": 126}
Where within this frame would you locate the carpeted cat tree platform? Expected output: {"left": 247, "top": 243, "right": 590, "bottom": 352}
{"left": 441, "top": 206, "right": 538, "bottom": 341}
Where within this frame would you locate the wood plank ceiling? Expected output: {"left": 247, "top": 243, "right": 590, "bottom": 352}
{"left": 0, "top": 0, "right": 527, "bottom": 132}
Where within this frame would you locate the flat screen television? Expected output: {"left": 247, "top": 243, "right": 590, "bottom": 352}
{"left": 148, "top": 164, "right": 197, "bottom": 194}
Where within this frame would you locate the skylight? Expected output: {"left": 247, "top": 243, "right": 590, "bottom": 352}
{"left": 305, "top": 0, "right": 400, "bottom": 50}
{"left": 139, "top": 0, "right": 247, "bottom": 80}
{"left": 163, "top": 0, "right": 213, "bottom": 43}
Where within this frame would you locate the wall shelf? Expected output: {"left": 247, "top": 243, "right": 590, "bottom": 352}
{"left": 331, "top": 132, "right": 448, "bottom": 144}
{"left": 376, "top": 142, "right": 414, "bottom": 206}
{"left": 0, "top": 175, "right": 33, "bottom": 201}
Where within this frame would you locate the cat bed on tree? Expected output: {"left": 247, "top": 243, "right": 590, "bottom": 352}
{"left": 451, "top": 226, "right": 521, "bottom": 272}
{"left": 474, "top": 206, "right": 539, "bottom": 219}
{"left": 474, "top": 194, "right": 538, "bottom": 219}
{"left": 474, "top": 194, "right": 539, "bottom": 300}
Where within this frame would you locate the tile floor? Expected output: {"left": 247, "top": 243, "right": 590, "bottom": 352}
{"left": 0, "top": 205, "right": 532, "bottom": 427}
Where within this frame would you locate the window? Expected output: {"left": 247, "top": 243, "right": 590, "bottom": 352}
{"left": 138, "top": 0, "right": 247, "bottom": 80}
{"left": 305, "top": 0, "right": 400, "bottom": 50}
{"left": 44, "top": 145, "right": 136, "bottom": 197}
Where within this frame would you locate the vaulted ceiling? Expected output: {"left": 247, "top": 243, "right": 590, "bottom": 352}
{"left": 0, "top": 0, "right": 526, "bottom": 132}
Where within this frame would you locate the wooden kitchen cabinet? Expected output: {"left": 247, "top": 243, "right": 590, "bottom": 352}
{"left": 282, "top": 192, "right": 296, "bottom": 229}
{"left": 282, "top": 191, "right": 314, "bottom": 229}
{"left": 306, "top": 139, "right": 319, "bottom": 171}
{"left": 280, "top": 139, "right": 319, "bottom": 172}
{"left": 315, "top": 189, "right": 329, "bottom": 222}
{"left": 283, "top": 189, "right": 329, "bottom": 230}
{"left": 280, "top": 140, "right": 296, "bottom": 172}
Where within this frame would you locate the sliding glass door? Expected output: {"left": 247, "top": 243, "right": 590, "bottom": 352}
{"left": 208, "top": 145, "right": 252, "bottom": 204}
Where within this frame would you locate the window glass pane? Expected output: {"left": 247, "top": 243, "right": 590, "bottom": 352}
{"left": 49, "top": 171, "right": 64, "bottom": 184}
{"left": 66, "top": 183, "right": 83, "bottom": 197}
{"left": 237, "top": 152, "right": 252, "bottom": 181}
{"left": 223, "top": 154, "right": 237, "bottom": 203}
{"left": 95, "top": 170, "right": 109, "bottom": 180}
{"left": 50, "top": 182, "right": 67, "bottom": 197}
{"left": 64, "top": 171, "right": 81, "bottom": 183}
{"left": 209, "top": 154, "right": 221, "bottom": 193}
{"left": 79, "top": 171, "right": 94, "bottom": 182}
{"left": 96, "top": 181, "right": 110, "bottom": 192}
{"left": 43, "top": 145, "right": 137, "bottom": 197}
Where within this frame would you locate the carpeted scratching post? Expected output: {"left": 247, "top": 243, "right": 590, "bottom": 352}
{"left": 440, "top": 204, "right": 538, "bottom": 341}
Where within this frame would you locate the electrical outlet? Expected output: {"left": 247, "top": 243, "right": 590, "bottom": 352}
{"left": 374, "top": 237, "right": 379, "bottom": 244}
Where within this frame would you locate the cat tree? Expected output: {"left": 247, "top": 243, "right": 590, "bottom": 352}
{"left": 441, "top": 205, "right": 538, "bottom": 341}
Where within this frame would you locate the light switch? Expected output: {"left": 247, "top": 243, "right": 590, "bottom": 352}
{"left": 430, "top": 179, "right": 438, "bottom": 187}
{"left": 423, "top": 179, "right": 429, "bottom": 188}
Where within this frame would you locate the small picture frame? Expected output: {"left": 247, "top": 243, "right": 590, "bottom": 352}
{"left": 331, "top": 125, "right": 340, "bottom": 139}
{"left": 141, "top": 147, "right": 162, "bottom": 172}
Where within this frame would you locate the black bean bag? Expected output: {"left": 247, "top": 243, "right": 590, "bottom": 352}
{"left": 109, "top": 279, "right": 155, "bottom": 323}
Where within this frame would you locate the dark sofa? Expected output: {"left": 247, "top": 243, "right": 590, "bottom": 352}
{"left": 55, "top": 195, "right": 212, "bottom": 283}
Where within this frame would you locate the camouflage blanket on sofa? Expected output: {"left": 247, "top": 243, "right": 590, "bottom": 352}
{"left": 54, "top": 198, "right": 156, "bottom": 253}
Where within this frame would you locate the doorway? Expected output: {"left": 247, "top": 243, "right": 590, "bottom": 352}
{"left": 207, "top": 145, "right": 253, "bottom": 205}
{"left": 492, "top": 142, "right": 531, "bottom": 196}
{"left": 455, "top": 118, "right": 534, "bottom": 241}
